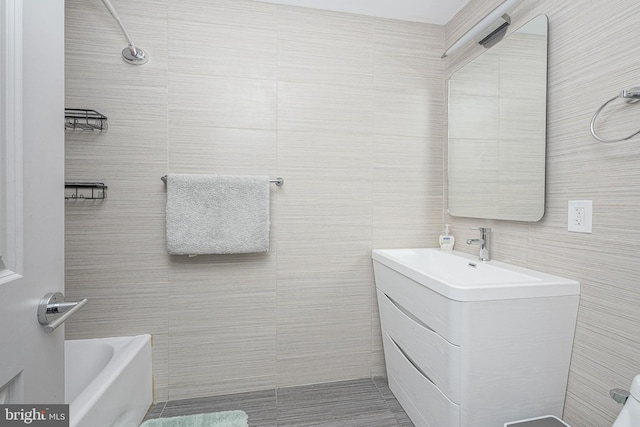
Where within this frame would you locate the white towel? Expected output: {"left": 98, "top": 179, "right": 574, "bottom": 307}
{"left": 166, "top": 174, "right": 270, "bottom": 255}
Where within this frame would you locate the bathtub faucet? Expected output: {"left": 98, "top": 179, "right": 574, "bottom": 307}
{"left": 466, "top": 227, "right": 491, "bottom": 262}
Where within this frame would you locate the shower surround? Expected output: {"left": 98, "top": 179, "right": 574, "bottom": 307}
{"left": 64, "top": 0, "right": 444, "bottom": 402}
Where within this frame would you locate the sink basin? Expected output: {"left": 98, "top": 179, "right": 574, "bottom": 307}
{"left": 372, "top": 248, "right": 579, "bottom": 301}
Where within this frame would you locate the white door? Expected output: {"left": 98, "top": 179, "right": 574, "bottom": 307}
{"left": 0, "top": 0, "right": 65, "bottom": 403}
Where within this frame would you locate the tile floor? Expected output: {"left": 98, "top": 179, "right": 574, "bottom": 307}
{"left": 144, "top": 378, "right": 414, "bottom": 426}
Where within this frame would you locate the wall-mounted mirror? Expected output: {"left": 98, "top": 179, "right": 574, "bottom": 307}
{"left": 447, "top": 15, "right": 548, "bottom": 221}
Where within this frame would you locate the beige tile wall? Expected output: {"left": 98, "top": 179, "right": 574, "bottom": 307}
{"left": 445, "top": 1, "right": 640, "bottom": 425}
{"left": 65, "top": 0, "right": 640, "bottom": 422}
{"left": 64, "top": 0, "right": 443, "bottom": 402}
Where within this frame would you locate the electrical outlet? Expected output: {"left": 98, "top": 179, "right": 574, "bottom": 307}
{"left": 568, "top": 200, "right": 592, "bottom": 233}
{"left": 573, "top": 207, "right": 584, "bottom": 226}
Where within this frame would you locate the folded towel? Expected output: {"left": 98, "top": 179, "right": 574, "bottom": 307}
{"left": 166, "top": 174, "right": 270, "bottom": 255}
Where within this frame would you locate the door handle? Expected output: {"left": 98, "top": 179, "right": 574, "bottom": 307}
{"left": 37, "top": 292, "right": 88, "bottom": 333}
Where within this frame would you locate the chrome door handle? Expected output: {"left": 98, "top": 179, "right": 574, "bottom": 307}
{"left": 37, "top": 292, "right": 88, "bottom": 333}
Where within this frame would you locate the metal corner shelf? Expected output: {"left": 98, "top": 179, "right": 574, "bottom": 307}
{"left": 65, "top": 109, "right": 108, "bottom": 131}
{"left": 65, "top": 182, "right": 108, "bottom": 200}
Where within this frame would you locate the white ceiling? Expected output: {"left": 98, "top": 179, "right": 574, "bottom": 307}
{"left": 252, "top": 0, "right": 472, "bottom": 25}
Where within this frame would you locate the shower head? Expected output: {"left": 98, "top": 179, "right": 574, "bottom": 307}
{"left": 122, "top": 45, "right": 149, "bottom": 66}
{"left": 100, "top": 0, "right": 149, "bottom": 65}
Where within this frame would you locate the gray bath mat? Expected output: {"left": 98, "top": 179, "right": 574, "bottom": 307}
{"left": 140, "top": 410, "right": 248, "bottom": 427}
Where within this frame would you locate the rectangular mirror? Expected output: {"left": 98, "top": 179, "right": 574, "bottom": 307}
{"left": 447, "top": 15, "right": 548, "bottom": 221}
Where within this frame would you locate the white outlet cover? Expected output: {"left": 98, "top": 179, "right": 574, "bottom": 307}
{"left": 568, "top": 200, "right": 592, "bottom": 233}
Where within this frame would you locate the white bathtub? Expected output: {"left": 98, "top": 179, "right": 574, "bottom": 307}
{"left": 65, "top": 335, "right": 153, "bottom": 427}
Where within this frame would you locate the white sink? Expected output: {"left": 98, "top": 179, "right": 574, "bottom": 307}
{"left": 372, "top": 248, "right": 579, "bottom": 301}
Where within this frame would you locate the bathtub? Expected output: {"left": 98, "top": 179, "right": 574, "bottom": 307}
{"left": 65, "top": 335, "right": 153, "bottom": 427}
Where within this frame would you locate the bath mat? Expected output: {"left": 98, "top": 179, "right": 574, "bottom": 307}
{"left": 140, "top": 410, "right": 248, "bottom": 427}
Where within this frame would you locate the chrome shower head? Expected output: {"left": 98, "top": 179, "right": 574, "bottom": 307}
{"left": 122, "top": 45, "right": 149, "bottom": 66}
{"left": 100, "top": 0, "right": 149, "bottom": 65}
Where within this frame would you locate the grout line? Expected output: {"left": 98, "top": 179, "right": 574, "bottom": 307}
{"left": 274, "top": 386, "right": 279, "bottom": 426}
{"left": 157, "top": 401, "right": 168, "bottom": 418}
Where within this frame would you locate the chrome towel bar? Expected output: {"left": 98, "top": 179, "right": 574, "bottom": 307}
{"left": 161, "top": 175, "right": 284, "bottom": 187}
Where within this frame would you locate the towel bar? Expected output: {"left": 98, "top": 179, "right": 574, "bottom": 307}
{"left": 161, "top": 175, "right": 284, "bottom": 186}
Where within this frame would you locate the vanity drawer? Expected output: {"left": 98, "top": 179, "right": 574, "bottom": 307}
{"left": 374, "top": 261, "right": 462, "bottom": 345}
{"left": 377, "top": 290, "right": 461, "bottom": 403}
{"left": 382, "top": 332, "right": 460, "bottom": 427}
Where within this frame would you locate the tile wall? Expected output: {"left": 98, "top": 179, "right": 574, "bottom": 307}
{"left": 445, "top": 1, "right": 640, "bottom": 425}
{"left": 64, "top": 0, "right": 444, "bottom": 402}
{"left": 65, "top": 0, "right": 640, "bottom": 423}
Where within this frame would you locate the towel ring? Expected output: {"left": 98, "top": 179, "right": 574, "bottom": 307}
{"left": 590, "top": 87, "right": 640, "bottom": 143}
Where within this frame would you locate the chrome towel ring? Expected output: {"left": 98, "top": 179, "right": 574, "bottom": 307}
{"left": 590, "top": 87, "right": 640, "bottom": 143}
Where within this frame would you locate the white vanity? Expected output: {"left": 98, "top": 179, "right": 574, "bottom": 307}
{"left": 372, "top": 248, "right": 580, "bottom": 427}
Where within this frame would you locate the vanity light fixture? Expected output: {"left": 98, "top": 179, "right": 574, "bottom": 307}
{"left": 441, "top": 0, "right": 523, "bottom": 58}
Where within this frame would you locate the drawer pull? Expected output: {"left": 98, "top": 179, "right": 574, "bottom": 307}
{"left": 390, "top": 336, "right": 436, "bottom": 386}
{"left": 385, "top": 292, "right": 436, "bottom": 334}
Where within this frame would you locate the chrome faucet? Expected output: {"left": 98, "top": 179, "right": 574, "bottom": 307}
{"left": 466, "top": 227, "right": 491, "bottom": 261}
